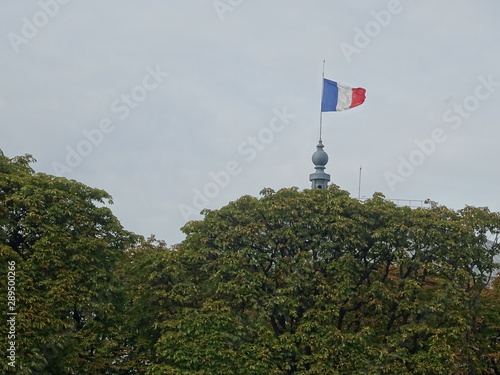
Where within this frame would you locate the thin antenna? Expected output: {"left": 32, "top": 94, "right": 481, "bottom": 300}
{"left": 358, "top": 164, "right": 362, "bottom": 199}
{"left": 319, "top": 60, "right": 325, "bottom": 141}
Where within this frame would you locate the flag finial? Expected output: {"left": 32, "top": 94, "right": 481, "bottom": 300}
{"left": 309, "top": 140, "right": 330, "bottom": 189}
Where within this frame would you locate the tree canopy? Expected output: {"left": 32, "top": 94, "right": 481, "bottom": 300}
{"left": 1, "top": 151, "right": 500, "bottom": 374}
{"left": 0, "top": 151, "right": 138, "bottom": 373}
{"left": 145, "top": 187, "right": 500, "bottom": 374}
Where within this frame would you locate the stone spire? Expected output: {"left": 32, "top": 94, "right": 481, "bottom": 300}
{"left": 309, "top": 140, "right": 330, "bottom": 189}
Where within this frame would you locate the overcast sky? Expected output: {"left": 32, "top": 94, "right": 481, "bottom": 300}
{"left": 2, "top": 0, "right": 500, "bottom": 245}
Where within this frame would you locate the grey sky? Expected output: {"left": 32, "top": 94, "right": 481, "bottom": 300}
{"left": 2, "top": 0, "right": 499, "bottom": 245}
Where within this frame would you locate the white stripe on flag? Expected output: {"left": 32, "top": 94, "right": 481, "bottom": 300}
{"left": 336, "top": 83, "right": 353, "bottom": 111}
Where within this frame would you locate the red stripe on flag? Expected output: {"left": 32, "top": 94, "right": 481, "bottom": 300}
{"left": 350, "top": 88, "right": 366, "bottom": 108}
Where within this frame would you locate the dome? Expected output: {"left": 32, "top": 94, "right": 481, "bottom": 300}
{"left": 311, "top": 141, "right": 329, "bottom": 166}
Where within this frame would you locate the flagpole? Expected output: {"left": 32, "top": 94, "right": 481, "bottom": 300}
{"left": 358, "top": 164, "right": 362, "bottom": 199}
{"left": 319, "top": 60, "right": 325, "bottom": 141}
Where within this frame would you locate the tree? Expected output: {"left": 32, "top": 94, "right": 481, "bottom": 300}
{"left": 146, "top": 186, "right": 500, "bottom": 375}
{"left": 477, "top": 274, "right": 500, "bottom": 373}
{"left": 113, "top": 236, "right": 173, "bottom": 373}
{"left": 2, "top": 150, "right": 499, "bottom": 374}
{"left": 0, "top": 151, "right": 138, "bottom": 374}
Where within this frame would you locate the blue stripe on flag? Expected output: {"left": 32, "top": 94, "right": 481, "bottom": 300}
{"left": 321, "top": 79, "right": 339, "bottom": 112}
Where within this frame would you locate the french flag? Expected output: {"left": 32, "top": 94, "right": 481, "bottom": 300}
{"left": 321, "top": 79, "right": 366, "bottom": 112}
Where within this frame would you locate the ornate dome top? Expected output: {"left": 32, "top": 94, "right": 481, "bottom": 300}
{"left": 312, "top": 140, "right": 329, "bottom": 167}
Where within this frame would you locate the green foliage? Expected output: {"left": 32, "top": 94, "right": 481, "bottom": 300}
{"left": 0, "top": 151, "right": 139, "bottom": 374}
{"left": 144, "top": 186, "right": 500, "bottom": 374}
{"left": 113, "top": 236, "right": 174, "bottom": 373}
{"left": 1, "top": 149, "right": 499, "bottom": 374}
